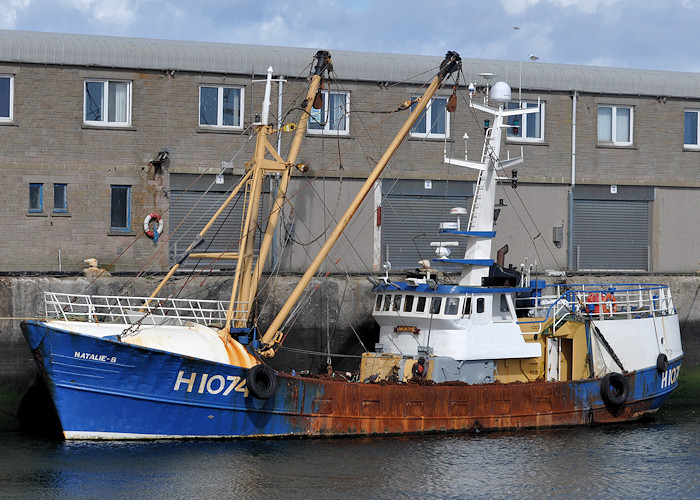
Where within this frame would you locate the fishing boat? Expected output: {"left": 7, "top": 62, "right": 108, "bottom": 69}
{"left": 21, "top": 50, "right": 683, "bottom": 439}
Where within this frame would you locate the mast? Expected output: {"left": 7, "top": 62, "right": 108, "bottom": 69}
{"left": 443, "top": 84, "right": 540, "bottom": 286}
{"left": 226, "top": 51, "right": 333, "bottom": 330}
{"left": 258, "top": 51, "right": 462, "bottom": 357}
{"left": 149, "top": 51, "right": 333, "bottom": 332}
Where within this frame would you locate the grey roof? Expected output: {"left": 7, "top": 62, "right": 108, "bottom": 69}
{"left": 1, "top": 30, "right": 699, "bottom": 98}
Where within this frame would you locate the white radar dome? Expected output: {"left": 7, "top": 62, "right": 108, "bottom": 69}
{"left": 490, "top": 81, "right": 512, "bottom": 103}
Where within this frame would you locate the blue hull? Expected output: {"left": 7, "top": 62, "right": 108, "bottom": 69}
{"left": 22, "top": 320, "right": 682, "bottom": 439}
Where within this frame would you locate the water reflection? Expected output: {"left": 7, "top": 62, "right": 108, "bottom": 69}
{"left": 0, "top": 406, "right": 697, "bottom": 499}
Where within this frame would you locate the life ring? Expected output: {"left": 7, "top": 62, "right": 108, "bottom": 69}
{"left": 602, "top": 293, "right": 618, "bottom": 314}
{"left": 656, "top": 353, "right": 669, "bottom": 373}
{"left": 600, "top": 372, "right": 629, "bottom": 407}
{"left": 246, "top": 364, "right": 278, "bottom": 399}
{"left": 143, "top": 213, "right": 164, "bottom": 239}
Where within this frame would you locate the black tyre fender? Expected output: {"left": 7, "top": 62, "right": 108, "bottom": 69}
{"left": 600, "top": 372, "right": 629, "bottom": 407}
{"left": 656, "top": 353, "right": 669, "bottom": 373}
{"left": 246, "top": 364, "right": 278, "bottom": 399}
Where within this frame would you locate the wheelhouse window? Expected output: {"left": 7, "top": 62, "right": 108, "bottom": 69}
{"left": 0, "top": 75, "right": 13, "bottom": 122}
{"left": 684, "top": 110, "right": 700, "bottom": 148}
{"left": 506, "top": 101, "right": 544, "bottom": 141}
{"left": 199, "top": 85, "right": 244, "bottom": 128}
{"left": 53, "top": 184, "right": 67, "bottom": 213}
{"left": 84, "top": 80, "right": 132, "bottom": 126}
{"left": 410, "top": 97, "right": 449, "bottom": 139}
{"left": 110, "top": 185, "right": 131, "bottom": 231}
{"left": 494, "top": 294, "right": 512, "bottom": 321}
{"left": 392, "top": 295, "right": 402, "bottom": 311}
{"left": 463, "top": 297, "right": 472, "bottom": 316}
{"left": 29, "top": 183, "right": 42, "bottom": 213}
{"left": 308, "top": 91, "right": 349, "bottom": 135}
{"left": 430, "top": 297, "right": 442, "bottom": 315}
{"left": 416, "top": 296, "right": 427, "bottom": 313}
{"left": 375, "top": 295, "right": 383, "bottom": 311}
{"left": 444, "top": 297, "right": 460, "bottom": 315}
{"left": 403, "top": 295, "right": 414, "bottom": 312}
{"left": 598, "top": 105, "right": 632, "bottom": 145}
{"left": 383, "top": 295, "right": 391, "bottom": 311}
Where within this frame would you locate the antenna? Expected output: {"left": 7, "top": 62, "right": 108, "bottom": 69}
{"left": 478, "top": 73, "right": 495, "bottom": 104}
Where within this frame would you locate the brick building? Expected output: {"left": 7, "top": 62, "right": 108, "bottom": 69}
{"left": 1, "top": 30, "right": 699, "bottom": 275}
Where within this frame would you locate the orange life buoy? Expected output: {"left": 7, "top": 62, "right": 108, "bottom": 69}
{"left": 143, "top": 213, "right": 164, "bottom": 239}
{"left": 602, "top": 293, "right": 617, "bottom": 314}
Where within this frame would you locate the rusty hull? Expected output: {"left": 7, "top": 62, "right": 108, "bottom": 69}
{"left": 274, "top": 360, "right": 680, "bottom": 437}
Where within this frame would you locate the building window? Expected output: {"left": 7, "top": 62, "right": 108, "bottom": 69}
{"left": 684, "top": 110, "right": 700, "bottom": 148}
{"left": 110, "top": 185, "right": 131, "bottom": 231}
{"left": 199, "top": 86, "right": 244, "bottom": 128}
{"left": 598, "top": 105, "right": 633, "bottom": 145}
{"left": 506, "top": 101, "right": 544, "bottom": 141}
{"left": 84, "top": 80, "right": 131, "bottom": 125}
{"left": 0, "top": 75, "right": 13, "bottom": 122}
{"left": 410, "top": 97, "right": 449, "bottom": 139}
{"left": 53, "top": 184, "right": 67, "bottom": 213}
{"left": 29, "top": 184, "right": 43, "bottom": 213}
{"left": 308, "top": 91, "right": 349, "bottom": 135}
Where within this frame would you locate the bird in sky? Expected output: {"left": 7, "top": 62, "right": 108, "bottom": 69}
{"left": 529, "top": 54, "right": 539, "bottom": 62}
{"left": 513, "top": 26, "right": 519, "bottom": 30}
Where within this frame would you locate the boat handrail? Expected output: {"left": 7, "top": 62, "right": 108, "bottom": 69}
{"left": 517, "top": 282, "right": 675, "bottom": 327}
{"left": 43, "top": 292, "right": 239, "bottom": 327}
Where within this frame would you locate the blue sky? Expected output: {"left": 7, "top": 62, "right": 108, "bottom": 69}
{"left": 1, "top": 0, "right": 699, "bottom": 73}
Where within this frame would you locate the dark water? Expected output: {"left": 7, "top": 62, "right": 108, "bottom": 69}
{"left": 0, "top": 405, "right": 697, "bottom": 500}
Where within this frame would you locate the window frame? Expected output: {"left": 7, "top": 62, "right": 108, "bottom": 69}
{"left": 84, "top": 79, "right": 132, "bottom": 126}
{"left": 684, "top": 109, "right": 700, "bottom": 149}
{"left": 29, "top": 183, "right": 43, "bottom": 213}
{"left": 110, "top": 185, "right": 131, "bottom": 232}
{"left": 0, "top": 74, "right": 13, "bottom": 123}
{"left": 53, "top": 183, "right": 68, "bottom": 213}
{"left": 506, "top": 101, "right": 545, "bottom": 142}
{"left": 307, "top": 90, "right": 350, "bottom": 135}
{"left": 598, "top": 105, "right": 633, "bottom": 146}
{"left": 198, "top": 85, "right": 245, "bottom": 129}
{"left": 410, "top": 96, "right": 450, "bottom": 139}
{"left": 430, "top": 297, "right": 442, "bottom": 315}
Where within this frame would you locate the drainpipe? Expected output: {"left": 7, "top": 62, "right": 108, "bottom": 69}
{"left": 567, "top": 91, "right": 578, "bottom": 271}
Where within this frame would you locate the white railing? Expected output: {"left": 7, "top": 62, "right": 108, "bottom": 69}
{"left": 518, "top": 283, "right": 676, "bottom": 328}
{"left": 44, "top": 292, "right": 246, "bottom": 326}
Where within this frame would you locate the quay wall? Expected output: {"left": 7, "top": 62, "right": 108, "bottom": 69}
{"left": 1, "top": 273, "right": 699, "bottom": 431}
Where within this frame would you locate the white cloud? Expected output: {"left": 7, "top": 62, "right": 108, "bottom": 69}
{"left": 501, "top": 0, "right": 621, "bottom": 15}
{"left": 61, "top": 0, "right": 136, "bottom": 29}
{"left": 0, "top": 0, "right": 32, "bottom": 29}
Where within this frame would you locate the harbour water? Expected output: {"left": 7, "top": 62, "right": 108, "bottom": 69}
{"left": 0, "top": 403, "right": 696, "bottom": 499}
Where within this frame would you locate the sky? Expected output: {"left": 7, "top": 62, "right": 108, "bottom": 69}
{"left": 1, "top": 0, "right": 699, "bottom": 73}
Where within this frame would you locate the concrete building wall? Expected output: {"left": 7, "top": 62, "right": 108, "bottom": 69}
{"left": 2, "top": 34, "right": 700, "bottom": 276}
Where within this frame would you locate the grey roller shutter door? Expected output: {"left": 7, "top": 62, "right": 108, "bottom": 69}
{"left": 572, "top": 199, "right": 649, "bottom": 271}
{"left": 381, "top": 195, "right": 468, "bottom": 271}
{"left": 168, "top": 190, "right": 264, "bottom": 270}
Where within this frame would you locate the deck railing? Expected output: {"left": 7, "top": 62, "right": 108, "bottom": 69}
{"left": 518, "top": 283, "right": 676, "bottom": 332}
{"left": 43, "top": 292, "right": 243, "bottom": 327}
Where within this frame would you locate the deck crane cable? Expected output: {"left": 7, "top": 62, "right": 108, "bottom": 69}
{"left": 270, "top": 63, "right": 460, "bottom": 345}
